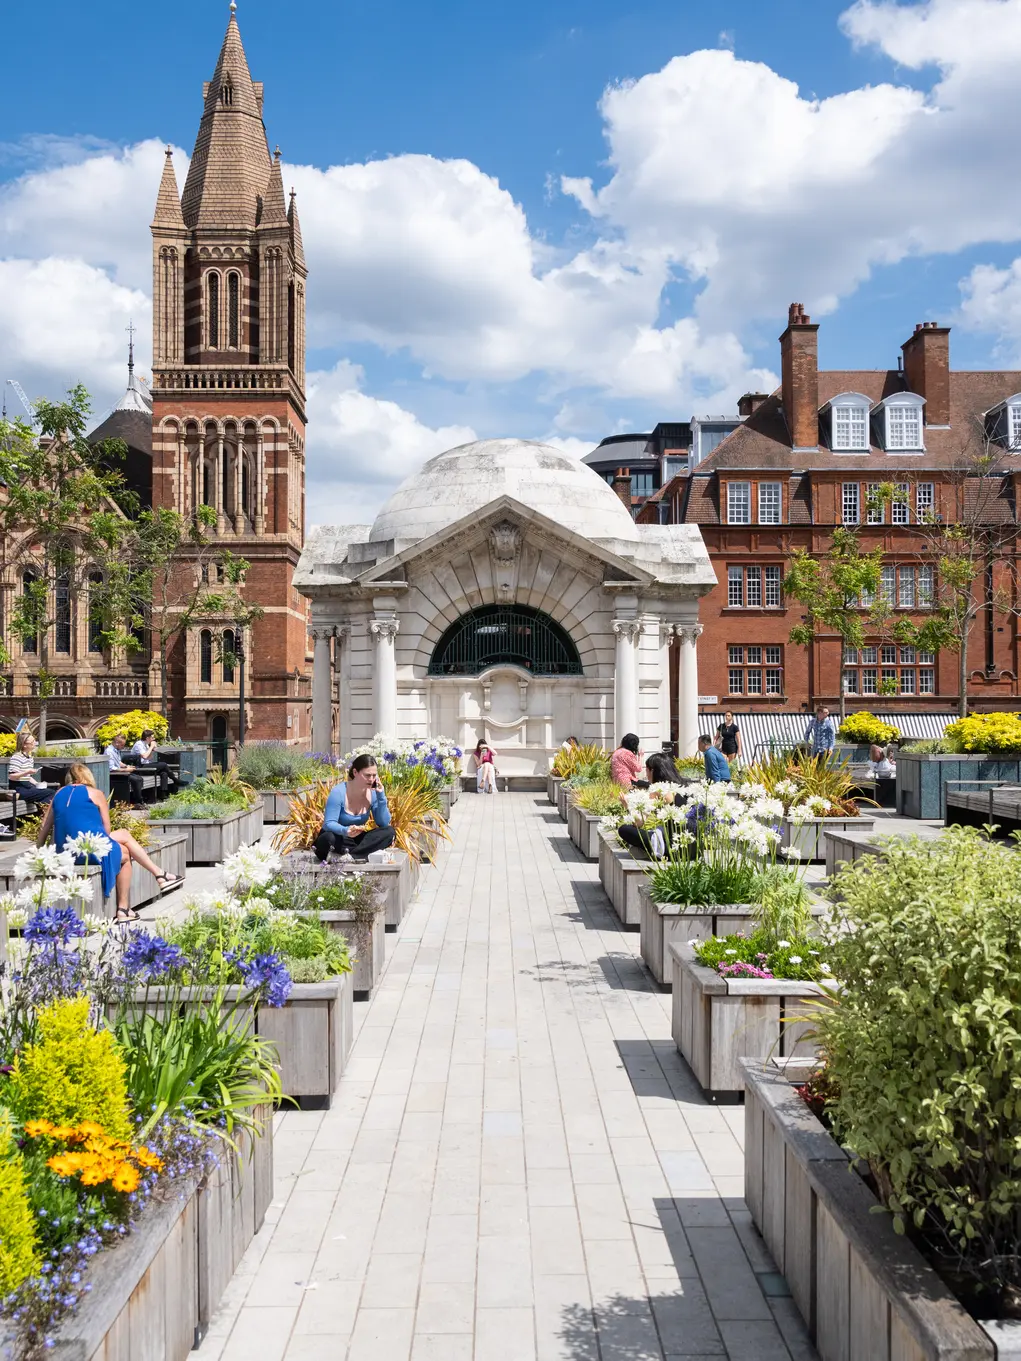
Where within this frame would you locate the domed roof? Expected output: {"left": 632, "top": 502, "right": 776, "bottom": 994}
{"left": 371, "top": 438, "right": 639, "bottom": 546}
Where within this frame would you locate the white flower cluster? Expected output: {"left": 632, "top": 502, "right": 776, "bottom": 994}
{"left": 10, "top": 845, "right": 96, "bottom": 910}
{"left": 787, "top": 796, "right": 833, "bottom": 825}
{"left": 222, "top": 842, "right": 283, "bottom": 890}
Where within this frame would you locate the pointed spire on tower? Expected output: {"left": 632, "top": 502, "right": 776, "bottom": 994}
{"left": 260, "top": 145, "right": 288, "bottom": 228}
{"left": 288, "top": 186, "right": 305, "bottom": 269}
{"left": 180, "top": 3, "right": 271, "bottom": 230}
{"left": 151, "top": 146, "right": 186, "bottom": 229}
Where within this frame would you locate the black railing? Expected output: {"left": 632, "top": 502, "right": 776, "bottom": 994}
{"left": 428, "top": 605, "right": 583, "bottom": 677}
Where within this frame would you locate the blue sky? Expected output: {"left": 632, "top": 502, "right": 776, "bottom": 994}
{"left": 3, "top": 0, "right": 1021, "bottom": 522}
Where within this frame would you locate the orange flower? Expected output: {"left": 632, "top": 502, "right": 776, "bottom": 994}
{"left": 23, "top": 1119, "right": 54, "bottom": 1138}
{"left": 111, "top": 1163, "right": 139, "bottom": 1193}
{"left": 80, "top": 1166, "right": 107, "bottom": 1187}
{"left": 50, "top": 1125, "right": 78, "bottom": 1142}
{"left": 75, "top": 1121, "right": 105, "bottom": 1139}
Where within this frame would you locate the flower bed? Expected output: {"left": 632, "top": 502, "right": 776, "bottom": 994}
{"left": 0, "top": 834, "right": 187, "bottom": 921}
{"left": 671, "top": 943, "right": 826, "bottom": 1101}
{"left": 278, "top": 849, "right": 412, "bottom": 929}
{"left": 266, "top": 868, "right": 386, "bottom": 998}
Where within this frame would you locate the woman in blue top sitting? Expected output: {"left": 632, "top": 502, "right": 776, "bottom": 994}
{"left": 314, "top": 753, "right": 397, "bottom": 864}
{"left": 37, "top": 763, "right": 183, "bottom": 922}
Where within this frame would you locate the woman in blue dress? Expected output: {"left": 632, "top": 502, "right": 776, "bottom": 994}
{"left": 37, "top": 764, "right": 183, "bottom": 921}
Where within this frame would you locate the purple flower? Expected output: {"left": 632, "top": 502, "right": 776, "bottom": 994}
{"left": 121, "top": 931, "right": 186, "bottom": 982}
{"left": 23, "top": 907, "right": 86, "bottom": 944}
{"left": 236, "top": 951, "right": 292, "bottom": 1007}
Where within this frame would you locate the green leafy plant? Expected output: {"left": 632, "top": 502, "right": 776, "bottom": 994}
{"left": 267, "top": 871, "right": 383, "bottom": 921}
{"left": 150, "top": 774, "right": 253, "bottom": 820}
{"left": 234, "top": 743, "right": 327, "bottom": 790}
{"left": 551, "top": 743, "right": 608, "bottom": 778}
{"left": 943, "top": 711, "right": 1021, "bottom": 753}
{"left": 741, "top": 751, "right": 867, "bottom": 817}
{"left": 817, "top": 827, "right": 1021, "bottom": 1308}
{"left": 836, "top": 712, "right": 899, "bottom": 745}
{"left": 694, "top": 929, "right": 830, "bottom": 982}
{"left": 573, "top": 780, "right": 625, "bottom": 816}
{"left": 7, "top": 997, "right": 133, "bottom": 1143}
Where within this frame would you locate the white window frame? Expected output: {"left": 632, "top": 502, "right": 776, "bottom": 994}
{"left": 842, "top": 482, "right": 860, "bottom": 525}
{"left": 757, "top": 481, "right": 782, "bottom": 525}
{"left": 727, "top": 481, "right": 751, "bottom": 524}
{"left": 1011, "top": 404, "right": 1021, "bottom": 450}
{"left": 728, "top": 567, "right": 743, "bottom": 608}
{"left": 891, "top": 482, "right": 910, "bottom": 526}
{"left": 828, "top": 393, "right": 871, "bottom": 452}
{"left": 866, "top": 483, "right": 884, "bottom": 525}
{"left": 916, "top": 482, "right": 934, "bottom": 519}
{"left": 877, "top": 393, "right": 926, "bottom": 452}
{"left": 745, "top": 566, "right": 762, "bottom": 607}
{"left": 764, "top": 566, "right": 782, "bottom": 607}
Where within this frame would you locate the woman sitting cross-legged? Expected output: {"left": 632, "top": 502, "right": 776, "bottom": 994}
{"left": 313, "top": 754, "right": 397, "bottom": 864}
{"left": 617, "top": 751, "right": 689, "bottom": 861}
{"left": 37, "top": 763, "right": 183, "bottom": 922}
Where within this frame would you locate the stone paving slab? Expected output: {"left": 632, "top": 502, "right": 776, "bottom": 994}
{"left": 196, "top": 792, "right": 818, "bottom": 1361}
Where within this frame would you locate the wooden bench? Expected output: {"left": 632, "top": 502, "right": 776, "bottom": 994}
{"left": 945, "top": 781, "right": 1021, "bottom": 830}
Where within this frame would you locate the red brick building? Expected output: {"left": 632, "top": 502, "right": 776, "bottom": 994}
{"left": 642, "top": 303, "right": 1021, "bottom": 727}
{"left": 148, "top": 8, "right": 310, "bottom": 745}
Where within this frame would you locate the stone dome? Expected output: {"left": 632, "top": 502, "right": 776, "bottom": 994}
{"left": 370, "top": 438, "right": 640, "bottom": 546}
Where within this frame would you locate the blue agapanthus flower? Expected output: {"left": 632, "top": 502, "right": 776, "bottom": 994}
{"left": 235, "top": 952, "right": 292, "bottom": 1007}
{"left": 23, "top": 906, "right": 87, "bottom": 944}
{"left": 121, "top": 931, "right": 186, "bottom": 982}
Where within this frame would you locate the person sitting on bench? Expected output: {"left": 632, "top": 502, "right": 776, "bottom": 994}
{"left": 104, "top": 732, "right": 146, "bottom": 807}
{"left": 313, "top": 754, "right": 397, "bottom": 864}
{"left": 130, "top": 729, "right": 177, "bottom": 797}
{"left": 8, "top": 731, "right": 56, "bottom": 806}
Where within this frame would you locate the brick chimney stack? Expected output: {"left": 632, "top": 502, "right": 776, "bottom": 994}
{"left": 737, "top": 392, "right": 769, "bottom": 418}
{"left": 612, "top": 468, "right": 632, "bottom": 509}
{"left": 901, "top": 321, "right": 950, "bottom": 426}
{"left": 780, "top": 302, "right": 819, "bottom": 450}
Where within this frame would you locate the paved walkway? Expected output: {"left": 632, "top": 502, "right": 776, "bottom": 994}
{"left": 200, "top": 792, "right": 816, "bottom": 1361}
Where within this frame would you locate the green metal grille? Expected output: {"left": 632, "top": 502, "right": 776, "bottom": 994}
{"left": 428, "top": 606, "right": 583, "bottom": 677}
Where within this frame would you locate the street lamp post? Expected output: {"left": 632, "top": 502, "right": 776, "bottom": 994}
{"left": 236, "top": 625, "right": 246, "bottom": 748}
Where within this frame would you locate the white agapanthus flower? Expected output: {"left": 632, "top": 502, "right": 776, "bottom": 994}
{"left": 780, "top": 846, "right": 803, "bottom": 861}
{"left": 5, "top": 906, "right": 27, "bottom": 929}
{"left": 15, "top": 879, "right": 69, "bottom": 910}
{"left": 221, "top": 842, "right": 283, "bottom": 889}
{"left": 64, "top": 830, "right": 114, "bottom": 860}
{"left": 14, "top": 846, "right": 76, "bottom": 882}
{"left": 82, "top": 912, "right": 114, "bottom": 936}
{"left": 65, "top": 875, "right": 96, "bottom": 904}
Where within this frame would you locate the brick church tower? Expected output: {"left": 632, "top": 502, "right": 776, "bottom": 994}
{"left": 149, "top": 2, "right": 310, "bottom": 746}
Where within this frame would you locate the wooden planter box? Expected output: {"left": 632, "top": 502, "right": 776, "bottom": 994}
{"left": 0, "top": 833, "right": 187, "bottom": 919}
{"left": 639, "top": 885, "right": 830, "bottom": 987}
{"left": 781, "top": 815, "right": 875, "bottom": 863}
{"left": 280, "top": 849, "right": 411, "bottom": 929}
{"left": 547, "top": 772, "right": 562, "bottom": 807}
{"left": 119, "top": 977, "right": 353, "bottom": 1107}
{"left": 0, "top": 754, "right": 111, "bottom": 797}
{"left": 896, "top": 750, "right": 1021, "bottom": 820}
{"left": 311, "top": 908, "right": 386, "bottom": 998}
{"left": 597, "top": 826, "right": 645, "bottom": 926}
{"left": 437, "top": 785, "right": 458, "bottom": 821}
{"left": 146, "top": 804, "right": 264, "bottom": 865}
{"left": 671, "top": 942, "right": 825, "bottom": 1101}
{"left": 44, "top": 1112, "right": 273, "bottom": 1360}
{"left": 557, "top": 780, "right": 570, "bottom": 822}
{"left": 567, "top": 802, "right": 604, "bottom": 860}
{"left": 743, "top": 1062, "right": 1005, "bottom": 1360}
{"left": 259, "top": 788, "right": 298, "bottom": 823}
{"left": 824, "top": 823, "right": 945, "bottom": 879}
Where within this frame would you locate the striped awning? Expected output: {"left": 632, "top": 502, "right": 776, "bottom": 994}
{"left": 697, "top": 710, "right": 956, "bottom": 756}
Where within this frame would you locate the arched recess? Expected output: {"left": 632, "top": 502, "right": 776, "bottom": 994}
{"left": 44, "top": 720, "right": 84, "bottom": 740}
{"left": 427, "top": 605, "right": 583, "bottom": 677}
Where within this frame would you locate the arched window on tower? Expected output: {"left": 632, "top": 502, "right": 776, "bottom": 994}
{"left": 21, "top": 571, "right": 37, "bottom": 654}
{"left": 220, "top": 81, "right": 233, "bottom": 106}
{"left": 227, "top": 272, "right": 240, "bottom": 348}
{"left": 207, "top": 273, "right": 220, "bottom": 349}
{"left": 222, "top": 630, "right": 236, "bottom": 684}
{"left": 54, "top": 570, "right": 72, "bottom": 655}
{"left": 88, "top": 573, "right": 104, "bottom": 653}
{"left": 200, "top": 629, "right": 213, "bottom": 684}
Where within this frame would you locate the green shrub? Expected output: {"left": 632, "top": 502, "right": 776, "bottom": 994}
{"left": 8, "top": 997, "right": 133, "bottom": 1143}
{"left": 0, "top": 1110, "right": 41, "bottom": 1298}
{"left": 150, "top": 776, "right": 249, "bottom": 820}
{"left": 943, "top": 712, "right": 1021, "bottom": 753}
{"left": 819, "top": 828, "right": 1021, "bottom": 1306}
{"left": 234, "top": 743, "right": 325, "bottom": 789}
{"left": 267, "top": 872, "right": 382, "bottom": 920}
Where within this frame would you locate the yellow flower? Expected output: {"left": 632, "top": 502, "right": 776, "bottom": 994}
{"left": 23, "top": 1119, "right": 53, "bottom": 1138}
{"left": 75, "top": 1121, "right": 105, "bottom": 1140}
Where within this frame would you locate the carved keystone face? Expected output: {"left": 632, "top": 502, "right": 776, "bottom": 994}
{"left": 489, "top": 520, "right": 521, "bottom": 563}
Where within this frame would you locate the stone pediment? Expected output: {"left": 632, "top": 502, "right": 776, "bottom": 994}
{"left": 356, "top": 495, "right": 658, "bottom": 589}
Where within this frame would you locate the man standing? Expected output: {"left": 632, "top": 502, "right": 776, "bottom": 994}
{"left": 104, "top": 732, "right": 146, "bottom": 807}
{"left": 698, "top": 733, "right": 731, "bottom": 783}
{"left": 130, "top": 729, "right": 177, "bottom": 797}
{"left": 804, "top": 706, "right": 837, "bottom": 759}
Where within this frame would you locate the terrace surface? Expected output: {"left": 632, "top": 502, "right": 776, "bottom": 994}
{"left": 197, "top": 791, "right": 818, "bottom": 1360}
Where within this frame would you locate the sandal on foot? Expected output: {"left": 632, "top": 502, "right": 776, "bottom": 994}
{"left": 155, "top": 872, "right": 183, "bottom": 893}
{"left": 113, "top": 908, "right": 139, "bottom": 923}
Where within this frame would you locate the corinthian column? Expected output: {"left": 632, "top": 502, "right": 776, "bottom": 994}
{"left": 613, "top": 619, "right": 642, "bottom": 740}
{"left": 370, "top": 618, "right": 400, "bottom": 738}
{"left": 311, "top": 628, "right": 335, "bottom": 754}
{"left": 676, "top": 624, "right": 703, "bottom": 758}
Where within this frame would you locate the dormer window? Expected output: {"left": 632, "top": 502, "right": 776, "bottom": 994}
{"left": 826, "top": 393, "right": 871, "bottom": 452}
{"left": 985, "top": 395, "right": 1021, "bottom": 449}
{"left": 876, "top": 393, "right": 925, "bottom": 452}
